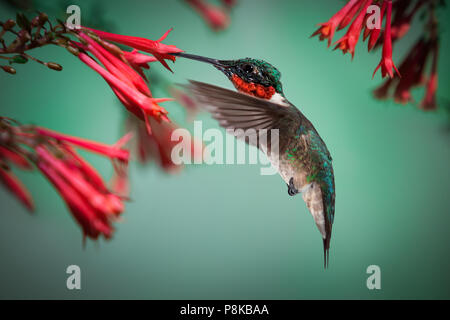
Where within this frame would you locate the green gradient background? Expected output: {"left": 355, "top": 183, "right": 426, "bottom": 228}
{"left": 1, "top": 0, "right": 449, "bottom": 299}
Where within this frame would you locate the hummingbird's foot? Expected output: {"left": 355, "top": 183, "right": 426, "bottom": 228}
{"left": 287, "top": 177, "right": 298, "bottom": 196}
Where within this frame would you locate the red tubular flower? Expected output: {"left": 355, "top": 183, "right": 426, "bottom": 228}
{"left": 0, "top": 167, "right": 34, "bottom": 211}
{"left": 373, "top": 77, "right": 393, "bottom": 100}
{"left": 69, "top": 28, "right": 178, "bottom": 132}
{"left": 186, "top": 0, "right": 230, "bottom": 32}
{"left": 333, "top": 0, "right": 373, "bottom": 59}
{"left": 123, "top": 49, "right": 157, "bottom": 80}
{"left": 169, "top": 86, "right": 200, "bottom": 122}
{"left": 62, "top": 144, "right": 109, "bottom": 192}
{"left": 221, "top": 0, "right": 236, "bottom": 7}
{"left": 373, "top": 37, "right": 435, "bottom": 107}
{"left": 79, "top": 33, "right": 151, "bottom": 96}
{"left": 421, "top": 41, "right": 439, "bottom": 110}
{"left": 78, "top": 52, "right": 171, "bottom": 133}
{"left": 311, "top": 0, "right": 361, "bottom": 47}
{"left": 123, "top": 50, "right": 157, "bottom": 68}
{"left": 37, "top": 146, "right": 116, "bottom": 214}
{"left": 126, "top": 115, "right": 203, "bottom": 172}
{"left": 36, "top": 127, "right": 130, "bottom": 163}
{"left": 84, "top": 27, "right": 183, "bottom": 72}
{"left": 37, "top": 160, "right": 113, "bottom": 239}
{"left": 110, "top": 169, "right": 129, "bottom": 198}
{"left": 390, "top": 1, "right": 424, "bottom": 44}
{"left": 0, "top": 118, "right": 131, "bottom": 240}
{"left": 373, "top": 0, "right": 400, "bottom": 79}
{"left": 338, "top": 0, "right": 362, "bottom": 31}
{"left": 0, "top": 145, "right": 32, "bottom": 169}
{"left": 392, "top": 39, "right": 429, "bottom": 104}
{"left": 36, "top": 141, "right": 128, "bottom": 239}
{"left": 367, "top": 1, "right": 387, "bottom": 51}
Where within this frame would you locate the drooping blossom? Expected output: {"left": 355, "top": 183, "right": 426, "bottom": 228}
{"left": 221, "top": 0, "right": 236, "bottom": 8}
{"left": 169, "top": 86, "right": 201, "bottom": 122}
{"left": 76, "top": 51, "right": 169, "bottom": 132}
{"left": 367, "top": 1, "right": 387, "bottom": 51}
{"left": 185, "top": 0, "right": 230, "bottom": 31}
{"left": 311, "top": 0, "right": 360, "bottom": 47}
{"left": 110, "top": 167, "right": 129, "bottom": 199}
{"left": 126, "top": 115, "right": 203, "bottom": 172}
{"left": 421, "top": 40, "right": 439, "bottom": 110}
{"left": 0, "top": 117, "right": 131, "bottom": 240}
{"left": 374, "top": 0, "right": 426, "bottom": 50}
{"left": 82, "top": 27, "right": 183, "bottom": 72}
{"left": 0, "top": 165, "right": 34, "bottom": 211}
{"left": 333, "top": 0, "right": 373, "bottom": 59}
{"left": 372, "top": 4, "right": 440, "bottom": 111}
{"left": 313, "top": 0, "right": 442, "bottom": 111}
{"left": 36, "top": 127, "right": 130, "bottom": 162}
{"left": 373, "top": 0, "right": 400, "bottom": 79}
{"left": 313, "top": 0, "right": 401, "bottom": 71}
{"left": 77, "top": 33, "right": 151, "bottom": 96}
{"left": 123, "top": 49, "right": 157, "bottom": 80}
{"left": 373, "top": 37, "right": 436, "bottom": 107}
{"left": 0, "top": 145, "right": 32, "bottom": 169}
{"left": 390, "top": 1, "right": 424, "bottom": 43}
{"left": 338, "top": 0, "right": 364, "bottom": 31}
{"left": 68, "top": 28, "right": 180, "bottom": 133}
{"left": 80, "top": 52, "right": 170, "bottom": 127}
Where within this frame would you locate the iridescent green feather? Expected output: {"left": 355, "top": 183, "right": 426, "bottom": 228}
{"left": 308, "top": 130, "right": 335, "bottom": 224}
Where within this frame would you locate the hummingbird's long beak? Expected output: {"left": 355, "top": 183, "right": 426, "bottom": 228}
{"left": 170, "top": 52, "right": 229, "bottom": 69}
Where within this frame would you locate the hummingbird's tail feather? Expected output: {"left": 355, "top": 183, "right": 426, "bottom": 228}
{"left": 323, "top": 235, "right": 331, "bottom": 269}
{"left": 302, "top": 182, "right": 333, "bottom": 269}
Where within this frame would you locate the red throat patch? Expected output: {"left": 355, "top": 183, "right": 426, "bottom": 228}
{"left": 231, "top": 74, "right": 276, "bottom": 100}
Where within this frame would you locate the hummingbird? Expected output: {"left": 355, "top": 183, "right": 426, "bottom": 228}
{"left": 172, "top": 52, "right": 335, "bottom": 268}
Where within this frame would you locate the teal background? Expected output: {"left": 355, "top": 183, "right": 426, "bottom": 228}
{"left": 1, "top": 0, "right": 449, "bottom": 299}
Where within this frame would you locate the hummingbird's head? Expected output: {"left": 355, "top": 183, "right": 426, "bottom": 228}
{"left": 171, "top": 53, "right": 284, "bottom": 100}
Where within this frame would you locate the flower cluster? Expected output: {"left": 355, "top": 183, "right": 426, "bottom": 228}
{"left": 0, "top": 117, "right": 130, "bottom": 240}
{"left": 66, "top": 27, "right": 184, "bottom": 133}
{"left": 0, "top": 11, "right": 209, "bottom": 241}
{"left": 373, "top": 1, "right": 440, "bottom": 110}
{"left": 312, "top": 0, "right": 442, "bottom": 110}
{"left": 185, "top": 0, "right": 235, "bottom": 31}
{"left": 312, "top": 0, "right": 400, "bottom": 78}
{"left": 0, "top": 13, "right": 64, "bottom": 74}
{"left": 1, "top": 12, "right": 185, "bottom": 130}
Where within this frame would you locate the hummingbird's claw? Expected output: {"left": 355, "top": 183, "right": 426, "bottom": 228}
{"left": 287, "top": 177, "right": 298, "bottom": 196}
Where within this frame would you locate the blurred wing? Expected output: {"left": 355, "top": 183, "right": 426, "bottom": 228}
{"left": 182, "top": 80, "right": 299, "bottom": 146}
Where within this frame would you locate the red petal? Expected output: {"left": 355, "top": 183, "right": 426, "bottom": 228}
{"left": 0, "top": 167, "right": 34, "bottom": 212}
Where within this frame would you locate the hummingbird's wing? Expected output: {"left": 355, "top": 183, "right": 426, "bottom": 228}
{"left": 182, "top": 80, "right": 300, "bottom": 148}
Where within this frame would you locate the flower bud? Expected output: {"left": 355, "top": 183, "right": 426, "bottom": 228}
{"left": 18, "top": 30, "right": 31, "bottom": 41}
{"left": 2, "top": 19, "right": 16, "bottom": 30}
{"left": 66, "top": 45, "right": 80, "bottom": 56}
{"left": 1, "top": 65, "right": 16, "bottom": 74}
{"left": 100, "top": 40, "right": 123, "bottom": 57}
{"left": 88, "top": 33, "right": 102, "bottom": 43}
{"left": 46, "top": 62, "right": 63, "bottom": 71}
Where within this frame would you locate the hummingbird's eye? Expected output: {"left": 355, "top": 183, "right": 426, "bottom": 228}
{"left": 242, "top": 64, "right": 253, "bottom": 73}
